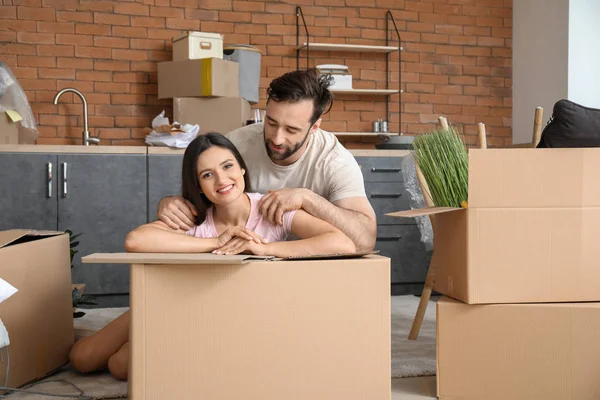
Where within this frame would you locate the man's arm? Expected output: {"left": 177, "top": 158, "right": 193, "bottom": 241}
{"left": 302, "top": 192, "right": 377, "bottom": 252}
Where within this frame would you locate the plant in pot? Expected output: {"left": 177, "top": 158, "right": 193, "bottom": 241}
{"left": 66, "top": 230, "right": 97, "bottom": 318}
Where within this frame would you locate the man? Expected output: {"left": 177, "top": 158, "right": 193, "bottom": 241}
{"left": 157, "top": 68, "right": 377, "bottom": 252}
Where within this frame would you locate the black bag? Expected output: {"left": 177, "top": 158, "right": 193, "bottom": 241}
{"left": 537, "top": 99, "right": 600, "bottom": 148}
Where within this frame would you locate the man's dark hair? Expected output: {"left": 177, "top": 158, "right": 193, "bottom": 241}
{"left": 266, "top": 68, "right": 334, "bottom": 125}
{"left": 181, "top": 132, "right": 251, "bottom": 225}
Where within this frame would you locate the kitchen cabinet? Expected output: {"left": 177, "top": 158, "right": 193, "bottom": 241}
{"left": 147, "top": 154, "right": 183, "bottom": 222}
{"left": 0, "top": 153, "right": 57, "bottom": 231}
{"left": 0, "top": 150, "right": 146, "bottom": 300}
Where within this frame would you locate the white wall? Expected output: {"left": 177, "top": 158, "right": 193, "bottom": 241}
{"left": 512, "top": 0, "right": 569, "bottom": 144}
{"left": 568, "top": 0, "right": 600, "bottom": 108}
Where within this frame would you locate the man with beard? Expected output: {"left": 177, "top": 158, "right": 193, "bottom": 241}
{"left": 157, "top": 68, "right": 376, "bottom": 252}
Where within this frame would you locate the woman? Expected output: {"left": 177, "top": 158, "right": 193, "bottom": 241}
{"left": 69, "top": 133, "right": 355, "bottom": 380}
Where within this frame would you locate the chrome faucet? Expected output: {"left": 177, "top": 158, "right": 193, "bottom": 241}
{"left": 53, "top": 88, "right": 100, "bottom": 146}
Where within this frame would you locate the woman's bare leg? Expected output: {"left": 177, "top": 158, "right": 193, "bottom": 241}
{"left": 108, "top": 341, "right": 129, "bottom": 381}
{"left": 69, "top": 310, "right": 130, "bottom": 374}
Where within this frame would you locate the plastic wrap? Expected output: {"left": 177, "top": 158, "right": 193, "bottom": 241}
{"left": 0, "top": 61, "right": 39, "bottom": 141}
{"left": 400, "top": 153, "right": 434, "bottom": 252}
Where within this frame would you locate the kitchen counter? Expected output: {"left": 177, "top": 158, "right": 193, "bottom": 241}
{"left": 0, "top": 145, "right": 411, "bottom": 157}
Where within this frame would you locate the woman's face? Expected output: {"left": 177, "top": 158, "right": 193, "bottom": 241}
{"left": 195, "top": 146, "right": 246, "bottom": 205}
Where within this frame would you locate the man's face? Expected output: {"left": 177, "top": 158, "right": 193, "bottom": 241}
{"left": 263, "top": 99, "right": 321, "bottom": 166}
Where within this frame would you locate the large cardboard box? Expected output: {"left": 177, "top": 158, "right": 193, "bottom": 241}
{"left": 173, "top": 97, "right": 252, "bottom": 135}
{"left": 388, "top": 148, "right": 600, "bottom": 304}
{"left": 157, "top": 58, "right": 239, "bottom": 99}
{"left": 0, "top": 230, "right": 74, "bottom": 388}
{"left": 83, "top": 253, "right": 391, "bottom": 400}
{"left": 437, "top": 297, "right": 600, "bottom": 400}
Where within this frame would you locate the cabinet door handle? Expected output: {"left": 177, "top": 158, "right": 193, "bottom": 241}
{"left": 62, "top": 162, "right": 68, "bottom": 198}
{"left": 370, "top": 193, "right": 402, "bottom": 198}
{"left": 377, "top": 236, "right": 402, "bottom": 241}
{"left": 371, "top": 168, "right": 401, "bottom": 173}
{"left": 47, "top": 163, "right": 52, "bottom": 198}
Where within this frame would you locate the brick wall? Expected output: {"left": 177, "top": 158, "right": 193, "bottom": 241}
{"left": 0, "top": 0, "right": 512, "bottom": 148}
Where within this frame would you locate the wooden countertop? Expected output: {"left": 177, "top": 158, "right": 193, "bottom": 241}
{"left": 0, "top": 145, "right": 410, "bottom": 157}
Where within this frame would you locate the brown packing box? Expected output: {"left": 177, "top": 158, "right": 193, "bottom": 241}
{"left": 173, "top": 97, "right": 252, "bottom": 135}
{"left": 0, "top": 230, "right": 74, "bottom": 388}
{"left": 437, "top": 297, "right": 600, "bottom": 400}
{"left": 83, "top": 252, "right": 391, "bottom": 400}
{"left": 388, "top": 148, "right": 600, "bottom": 304}
{"left": 157, "top": 58, "right": 239, "bottom": 99}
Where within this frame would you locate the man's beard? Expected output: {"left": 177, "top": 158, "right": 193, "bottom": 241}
{"left": 263, "top": 128, "right": 311, "bottom": 161}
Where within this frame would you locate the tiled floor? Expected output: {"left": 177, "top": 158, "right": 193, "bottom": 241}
{"left": 392, "top": 377, "right": 437, "bottom": 399}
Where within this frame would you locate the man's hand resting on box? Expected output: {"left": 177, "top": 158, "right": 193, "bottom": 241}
{"left": 157, "top": 196, "right": 198, "bottom": 230}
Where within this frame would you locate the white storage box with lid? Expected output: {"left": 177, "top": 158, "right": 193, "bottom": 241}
{"left": 316, "top": 64, "right": 352, "bottom": 90}
{"left": 172, "top": 31, "right": 223, "bottom": 61}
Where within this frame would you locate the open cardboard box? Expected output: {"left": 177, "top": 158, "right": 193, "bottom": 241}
{"left": 0, "top": 230, "right": 74, "bottom": 388}
{"left": 437, "top": 297, "right": 600, "bottom": 399}
{"left": 388, "top": 148, "right": 600, "bottom": 304}
{"left": 82, "top": 251, "right": 390, "bottom": 400}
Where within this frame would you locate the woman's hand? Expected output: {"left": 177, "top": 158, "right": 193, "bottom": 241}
{"left": 216, "top": 227, "right": 268, "bottom": 248}
{"left": 213, "top": 237, "right": 268, "bottom": 256}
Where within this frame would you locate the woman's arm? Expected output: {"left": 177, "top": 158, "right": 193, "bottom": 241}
{"left": 124, "top": 221, "right": 218, "bottom": 253}
{"left": 263, "top": 210, "right": 356, "bottom": 258}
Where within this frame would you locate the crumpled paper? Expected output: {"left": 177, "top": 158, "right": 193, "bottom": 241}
{"left": 144, "top": 110, "right": 199, "bottom": 149}
{"left": 0, "top": 278, "right": 17, "bottom": 304}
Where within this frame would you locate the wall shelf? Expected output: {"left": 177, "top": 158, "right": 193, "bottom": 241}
{"left": 296, "top": 6, "right": 403, "bottom": 137}
{"left": 295, "top": 43, "right": 400, "bottom": 53}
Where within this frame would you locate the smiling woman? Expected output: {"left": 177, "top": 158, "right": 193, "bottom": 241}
{"left": 124, "top": 132, "right": 355, "bottom": 259}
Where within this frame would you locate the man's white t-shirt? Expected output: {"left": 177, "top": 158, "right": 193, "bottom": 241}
{"left": 224, "top": 122, "right": 366, "bottom": 202}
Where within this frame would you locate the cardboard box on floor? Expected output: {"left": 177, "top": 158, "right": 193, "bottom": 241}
{"left": 173, "top": 97, "right": 252, "bottom": 135}
{"left": 437, "top": 297, "right": 600, "bottom": 400}
{"left": 157, "top": 58, "right": 239, "bottom": 99}
{"left": 388, "top": 148, "right": 600, "bottom": 304}
{"left": 83, "top": 252, "right": 391, "bottom": 400}
{"left": 0, "top": 230, "right": 74, "bottom": 388}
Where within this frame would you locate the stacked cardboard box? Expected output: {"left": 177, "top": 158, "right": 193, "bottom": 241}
{"left": 158, "top": 31, "right": 252, "bottom": 136}
{"left": 389, "top": 148, "right": 600, "bottom": 399}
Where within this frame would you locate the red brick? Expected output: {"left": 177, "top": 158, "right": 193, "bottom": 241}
{"left": 464, "top": 86, "right": 490, "bottom": 96}
{"left": 92, "top": 36, "right": 127, "bottom": 49}
{"left": 113, "top": 26, "right": 148, "bottom": 38}
{"left": 43, "top": 0, "right": 80, "bottom": 10}
{"left": 405, "top": 103, "right": 433, "bottom": 114}
{"left": 114, "top": 2, "right": 149, "bottom": 16}
{"left": 115, "top": 116, "right": 150, "bottom": 127}
{"left": 419, "top": 13, "right": 448, "bottom": 24}
{"left": 420, "top": 74, "right": 449, "bottom": 84}
{"left": 111, "top": 94, "right": 146, "bottom": 104}
{"left": 94, "top": 13, "right": 130, "bottom": 26}
{"left": 264, "top": 2, "right": 294, "bottom": 14}
{"left": 185, "top": 9, "right": 218, "bottom": 21}
{"left": 147, "top": 50, "right": 170, "bottom": 61}
{"left": 57, "top": 57, "right": 92, "bottom": 69}
{"left": 130, "top": 61, "right": 155, "bottom": 72}
{"left": 37, "top": 21, "right": 74, "bottom": 33}
{"left": 17, "top": 6, "right": 54, "bottom": 20}
{"left": 11, "top": 66, "right": 37, "bottom": 79}
{"left": 165, "top": 18, "right": 199, "bottom": 30}
{"left": 477, "top": 16, "right": 503, "bottom": 27}
{"left": 407, "top": 83, "right": 435, "bottom": 93}
{"left": 95, "top": 105, "right": 132, "bottom": 116}
{"left": 132, "top": 16, "right": 166, "bottom": 28}
{"left": 37, "top": 44, "right": 74, "bottom": 57}
{"left": 56, "top": 79, "right": 93, "bottom": 92}
{"left": 95, "top": 59, "right": 130, "bottom": 71}
{"left": 198, "top": 0, "right": 232, "bottom": 10}
{"left": 36, "top": 125, "right": 57, "bottom": 137}
{"left": 477, "top": 76, "right": 504, "bottom": 87}
{"left": 150, "top": 6, "right": 183, "bottom": 18}
{"left": 464, "top": 26, "right": 490, "bottom": 36}
{"left": 19, "top": 78, "right": 57, "bottom": 91}
{"left": 76, "top": 0, "right": 113, "bottom": 12}
{"left": 17, "top": 32, "right": 54, "bottom": 44}
{"left": 436, "top": 24, "right": 463, "bottom": 35}
{"left": 87, "top": 116, "right": 114, "bottom": 127}
{"left": 0, "top": 31, "right": 15, "bottom": 43}
{"left": 492, "top": 47, "right": 511, "bottom": 57}
{"left": 0, "top": 20, "right": 36, "bottom": 31}
{"left": 147, "top": 28, "right": 181, "bottom": 40}
{"left": 75, "top": 23, "right": 110, "bottom": 35}
{"left": 131, "top": 38, "right": 165, "bottom": 50}
{"left": 448, "top": 95, "right": 476, "bottom": 106}
{"left": 360, "top": 29, "right": 385, "bottom": 40}
{"left": 113, "top": 72, "right": 149, "bottom": 83}
{"left": 74, "top": 46, "right": 110, "bottom": 58}
{"left": 56, "top": 10, "right": 92, "bottom": 22}
{"left": 76, "top": 70, "right": 111, "bottom": 81}
{"left": 436, "top": 45, "right": 463, "bottom": 56}
{"left": 450, "top": 35, "right": 477, "bottom": 46}
{"left": 419, "top": 94, "right": 449, "bottom": 104}
{"left": 448, "top": 15, "right": 477, "bottom": 25}
{"left": 38, "top": 67, "right": 74, "bottom": 79}
{"left": 130, "top": 83, "right": 156, "bottom": 94}
{"left": 405, "top": 0, "right": 432, "bottom": 12}
{"left": 0, "top": 6, "right": 16, "bottom": 19}
{"left": 252, "top": 13, "right": 282, "bottom": 24}
{"left": 464, "top": 46, "right": 491, "bottom": 56}
{"left": 200, "top": 21, "right": 234, "bottom": 33}
{"left": 405, "top": 63, "right": 434, "bottom": 74}
{"left": 234, "top": 23, "right": 266, "bottom": 34}
{"left": 462, "top": 66, "right": 490, "bottom": 75}
{"left": 84, "top": 93, "right": 111, "bottom": 104}
{"left": 39, "top": 114, "right": 78, "bottom": 126}
{"left": 421, "top": 33, "right": 449, "bottom": 44}
{"left": 57, "top": 33, "right": 92, "bottom": 46}
{"left": 407, "top": 22, "right": 434, "bottom": 33}
{"left": 492, "top": 27, "right": 511, "bottom": 38}
{"left": 219, "top": 11, "right": 252, "bottom": 22}
{"left": 477, "top": 36, "right": 504, "bottom": 47}
{"left": 17, "top": 55, "right": 54, "bottom": 67}
{"left": 449, "top": 75, "right": 476, "bottom": 85}
{"left": 491, "top": 87, "right": 512, "bottom": 98}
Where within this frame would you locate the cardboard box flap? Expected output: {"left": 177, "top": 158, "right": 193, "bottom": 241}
{"left": 468, "top": 148, "right": 600, "bottom": 208}
{"left": 82, "top": 253, "right": 275, "bottom": 265}
{"left": 386, "top": 207, "right": 462, "bottom": 218}
{"left": 0, "top": 230, "right": 65, "bottom": 249}
{"left": 275, "top": 250, "right": 380, "bottom": 261}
